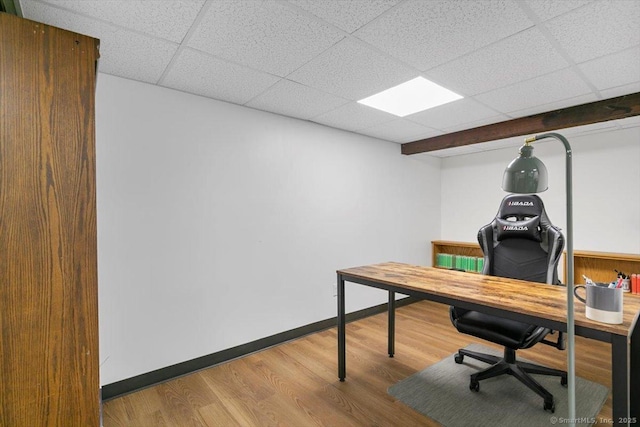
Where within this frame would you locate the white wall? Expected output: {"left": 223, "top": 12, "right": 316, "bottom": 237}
{"left": 96, "top": 74, "right": 441, "bottom": 385}
{"left": 440, "top": 126, "right": 640, "bottom": 255}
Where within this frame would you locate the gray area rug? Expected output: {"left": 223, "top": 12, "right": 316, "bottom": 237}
{"left": 389, "top": 344, "right": 608, "bottom": 427}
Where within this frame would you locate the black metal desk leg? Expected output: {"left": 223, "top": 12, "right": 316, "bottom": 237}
{"left": 338, "top": 273, "right": 346, "bottom": 381}
{"left": 611, "top": 334, "right": 630, "bottom": 425}
{"left": 388, "top": 291, "right": 395, "bottom": 357}
{"left": 630, "top": 319, "right": 639, "bottom": 421}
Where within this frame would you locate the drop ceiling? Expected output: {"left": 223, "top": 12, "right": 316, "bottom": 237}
{"left": 17, "top": 0, "right": 640, "bottom": 157}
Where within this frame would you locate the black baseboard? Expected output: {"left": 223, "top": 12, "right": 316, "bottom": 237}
{"left": 101, "top": 296, "right": 419, "bottom": 401}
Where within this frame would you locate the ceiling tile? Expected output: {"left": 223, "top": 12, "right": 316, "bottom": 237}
{"left": 287, "top": 0, "right": 400, "bottom": 33}
{"left": 186, "top": 0, "right": 344, "bottom": 77}
{"left": 476, "top": 68, "right": 594, "bottom": 114}
{"left": 426, "top": 144, "right": 486, "bottom": 158}
{"left": 161, "top": 49, "right": 280, "bottom": 105}
{"left": 426, "top": 28, "right": 569, "bottom": 96}
{"left": 599, "top": 82, "right": 640, "bottom": 99}
{"left": 579, "top": 47, "right": 640, "bottom": 91}
{"left": 616, "top": 115, "right": 640, "bottom": 129}
{"left": 506, "top": 93, "right": 599, "bottom": 118}
{"left": 358, "top": 119, "right": 441, "bottom": 143}
{"left": 245, "top": 80, "right": 349, "bottom": 120}
{"left": 21, "top": 1, "right": 178, "bottom": 83}
{"left": 532, "top": 95, "right": 612, "bottom": 121}
{"left": 287, "top": 38, "right": 417, "bottom": 100}
{"left": 406, "top": 98, "right": 503, "bottom": 131}
{"left": 311, "top": 102, "right": 396, "bottom": 132}
{"left": 524, "top": 0, "right": 593, "bottom": 21}
{"left": 353, "top": 0, "right": 533, "bottom": 71}
{"left": 37, "top": 0, "right": 205, "bottom": 42}
{"left": 474, "top": 136, "right": 525, "bottom": 151}
{"left": 440, "top": 114, "right": 513, "bottom": 134}
{"left": 545, "top": 0, "right": 640, "bottom": 63}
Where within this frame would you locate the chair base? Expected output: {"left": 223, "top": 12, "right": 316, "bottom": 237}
{"left": 455, "top": 347, "right": 567, "bottom": 412}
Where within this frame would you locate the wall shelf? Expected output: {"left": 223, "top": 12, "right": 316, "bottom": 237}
{"left": 431, "top": 240, "right": 483, "bottom": 273}
{"left": 568, "top": 250, "right": 640, "bottom": 285}
{"left": 432, "top": 240, "right": 640, "bottom": 290}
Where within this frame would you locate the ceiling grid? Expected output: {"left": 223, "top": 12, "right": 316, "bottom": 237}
{"left": 17, "top": 0, "right": 640, "bottom": 156}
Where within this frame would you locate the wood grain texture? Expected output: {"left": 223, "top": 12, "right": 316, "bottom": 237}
{"left": 567, "top": 250, "right": 640, "bottom": 285}
{"left": 338, "top": 262, "right": 640, "bottom": 337}
{"left": 401, "top": 92, "right": 640, "bottom": 154}
{"left": 0, "top": 13, "right": 100, "bottom": 426}
{"left": 102, "top": 300, "right": 616, "bottom": 426}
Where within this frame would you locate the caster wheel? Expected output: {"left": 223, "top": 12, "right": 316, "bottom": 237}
{"left": 454, "top": 353, "right": 464, "bottom": 364}
{"left": 469, "top": 380, "right": 480, "bottom": 392}
{"left": 544, "top": 400, "right": 555, "bottom": 413}
{"left": 561, "top": 375, "right": 567, "bottom": 387}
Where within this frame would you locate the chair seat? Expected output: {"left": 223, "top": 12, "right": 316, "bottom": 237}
{"left": 454, "top": 311, "right": 540, "bottom": 349}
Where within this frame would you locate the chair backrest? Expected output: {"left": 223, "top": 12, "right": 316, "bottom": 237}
{"left": 478, "top": 194, "right": 564, "bottom": 284}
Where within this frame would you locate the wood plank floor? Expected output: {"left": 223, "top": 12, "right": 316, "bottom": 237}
{"left": 102, "top": 300, "right": 613, "bottom": 426}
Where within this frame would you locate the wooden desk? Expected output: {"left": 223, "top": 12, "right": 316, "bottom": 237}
{"left": 337, "top": 262, "right": 640, "bottom": 426}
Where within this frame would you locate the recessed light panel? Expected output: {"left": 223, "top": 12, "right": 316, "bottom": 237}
{"left": 357, "top": 77, "right": 463, "bottom": 117}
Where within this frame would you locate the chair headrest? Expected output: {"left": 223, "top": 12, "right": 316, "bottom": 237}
{"left": 495, "top": 194, "right": 545, "bottom": 242}
{"left": 497, "top": 194, "right": 544, "bottom": 218}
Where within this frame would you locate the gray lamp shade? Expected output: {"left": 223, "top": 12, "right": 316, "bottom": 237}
{"left": 502, "top": 144, "right": 548, "bottom": 194}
